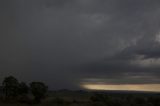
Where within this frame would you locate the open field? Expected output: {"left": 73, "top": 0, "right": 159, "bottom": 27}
{"left": 0, "top": 90, "right": 160, "bottom": 106}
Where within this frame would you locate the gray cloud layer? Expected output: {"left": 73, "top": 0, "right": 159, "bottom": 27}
{"left": 1, "top": 0, "right": 160, "bottom": 89}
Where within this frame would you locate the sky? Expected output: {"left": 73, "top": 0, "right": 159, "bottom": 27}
{"left": 0, "top": 0, "right": 160, "bottom": 91}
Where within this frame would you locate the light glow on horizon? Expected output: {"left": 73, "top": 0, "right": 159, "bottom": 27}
{"left": 82, "top": 84, "right": 160, "bottom": 92}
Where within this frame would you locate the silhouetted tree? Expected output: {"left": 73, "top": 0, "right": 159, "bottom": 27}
{"left": 2, "top": 76, "right": 19, "bottom": 98}
{"left": 17, "top": 82, "right": 30, "bottom": 103}
{"left": 30, "top": 82, "right": 48, "bottom": 103}
{"left": 18, "top": 82, "right": 29, "bottom": 95}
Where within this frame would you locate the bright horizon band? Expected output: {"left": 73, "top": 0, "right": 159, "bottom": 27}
{"left": 82, "top": 84, "right": 160, "bottom": 92}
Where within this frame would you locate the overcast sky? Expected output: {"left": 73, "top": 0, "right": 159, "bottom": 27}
{"left": 1, "top": 0, "right": 160, "bottom": 90}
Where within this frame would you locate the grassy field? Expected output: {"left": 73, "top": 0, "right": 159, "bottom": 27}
{"left": 0, "top": 90, "right": 160, "bottom": 106}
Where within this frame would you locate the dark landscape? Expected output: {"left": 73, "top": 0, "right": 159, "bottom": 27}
{"left": 0, "top": 76, "right": 160, "bottom": 106}
{"left": 1, "top": 90, "right": 160, "bottom": 106}
{"left": 1, "top": 0, "right": 160, "bottom": 106}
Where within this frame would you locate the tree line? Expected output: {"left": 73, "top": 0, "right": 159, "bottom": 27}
{"left": 1, "top": 76, "right": 48, "bottom": 103}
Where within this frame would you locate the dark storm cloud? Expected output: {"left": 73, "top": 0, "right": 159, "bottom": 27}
{"left": 1, "top": 0, "right": 160, "bottom": 89}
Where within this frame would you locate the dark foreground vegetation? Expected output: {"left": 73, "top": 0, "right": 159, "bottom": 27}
{"left": 0, "top": 76, "right": 48, "bottom": 104}
{"left": 0, "top": 76, "right": 160, "bottom": 106}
